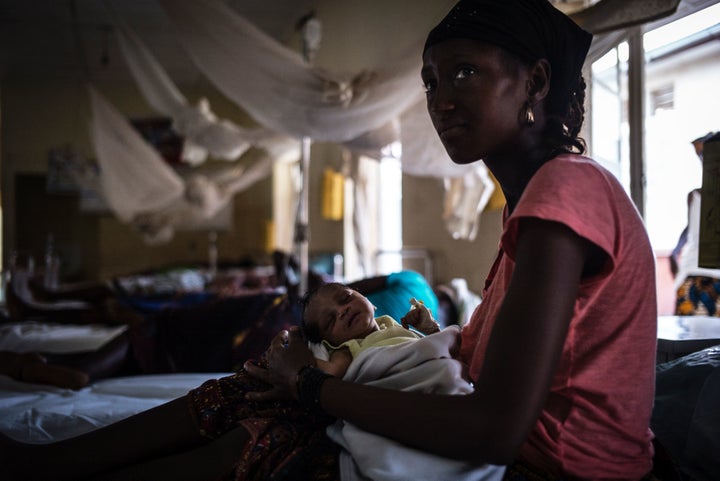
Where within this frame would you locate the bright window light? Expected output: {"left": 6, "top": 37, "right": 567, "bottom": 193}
{"left": 644, "top": 3, "right": 720, "bottom": 51}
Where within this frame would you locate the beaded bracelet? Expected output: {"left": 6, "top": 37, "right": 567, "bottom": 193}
{"left": 296, "top": 365, "right": 332, "bottom": 411}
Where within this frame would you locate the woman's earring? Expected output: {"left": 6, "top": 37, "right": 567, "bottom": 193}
{"left": 524, "top": 101, "right": 535, "bottom": 127}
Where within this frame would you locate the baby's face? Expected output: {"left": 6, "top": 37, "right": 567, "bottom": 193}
{"left": 306, "top": 285, "right": 378, "bottom": 346}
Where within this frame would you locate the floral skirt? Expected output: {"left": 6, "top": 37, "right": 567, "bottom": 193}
{"left": 676, "top": 275, "right": 720, "bottom": 316}
{"left": 188, "top": 368, "right": 339, "bottom": 481}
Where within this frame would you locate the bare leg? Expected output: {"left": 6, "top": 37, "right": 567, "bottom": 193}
{"left": 91, "top": 426, "right": 251, "bottom": 481}
{"left": 0, "top": 351, "right": 88, "bottom": 390}
{"left": 2, "top": 396, "right": 208, "bottom": 481}
{"left": 44, "top": 333, "right": 132, "bottom": 382}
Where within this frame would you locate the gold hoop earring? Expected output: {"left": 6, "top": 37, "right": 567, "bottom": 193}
{"left": 524, "top": 102, "right": 535, "bottom": 127}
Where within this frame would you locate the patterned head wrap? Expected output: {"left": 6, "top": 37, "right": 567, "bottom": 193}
{"left": 424, "top": 0, "right": 593, "bottom": 98}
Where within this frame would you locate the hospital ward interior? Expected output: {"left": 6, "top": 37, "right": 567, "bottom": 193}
{"left": 0, "top": 0, "right": 719, "bottom": 479}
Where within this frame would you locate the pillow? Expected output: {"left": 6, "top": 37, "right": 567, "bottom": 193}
{"left": 365, "top": 271, "right": 439, "bottom": 325}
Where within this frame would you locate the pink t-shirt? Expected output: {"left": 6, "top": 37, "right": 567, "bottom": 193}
{"left": 460, "top": 154, "right": 656, "bottom": 479}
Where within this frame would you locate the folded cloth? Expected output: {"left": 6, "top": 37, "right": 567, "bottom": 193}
{"left": 326, "top": 326, "right": 506, "bottom": 481}
{"left": 0, "top": 322, "right": 127, "bottom": 354}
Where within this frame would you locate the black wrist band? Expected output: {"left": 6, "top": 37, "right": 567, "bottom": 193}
{"left": 296, "top": 365, "right": 331, "bottom": 411}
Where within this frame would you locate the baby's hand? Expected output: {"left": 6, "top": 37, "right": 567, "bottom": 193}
{"left": 401, "top": 298, "right": 440, "bottom": 335}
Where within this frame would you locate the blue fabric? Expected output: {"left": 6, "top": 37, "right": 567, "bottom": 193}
{"left": 122, "top": 292, "right": 216, "bottom": 314}
{"left": 365, "top": 271, "right": 439, "bottom": 325}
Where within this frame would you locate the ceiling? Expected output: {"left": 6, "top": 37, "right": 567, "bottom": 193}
{"left": 0, "top": 0, "right": 716, "bottom": 85}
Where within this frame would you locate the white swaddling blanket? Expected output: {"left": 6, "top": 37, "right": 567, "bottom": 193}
{"left": 326, "top": 326, "right": 505, "bottom": 481}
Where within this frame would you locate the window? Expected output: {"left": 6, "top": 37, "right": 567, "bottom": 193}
{"left": 650, "top": 84, "right": 674, "bottom": 114}
{"left": 643, "top": 4, "right": 720, "bottom": 252}
{"left": 344, "top": 143, "right": 403, "bottom": 281}
{"left": 590, "top": 43, "right": 631, "bottom": 191}
{"left": 590, "top": 3, "right": 720, "bottom": 253}
{"left": 376, "top": 143, "right": 403, "bottom": 274}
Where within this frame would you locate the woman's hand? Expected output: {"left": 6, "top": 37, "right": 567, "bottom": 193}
{"left": 244, "top": 327, "right": 315, "bottom": 402}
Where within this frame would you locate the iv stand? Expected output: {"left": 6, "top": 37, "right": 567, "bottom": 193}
{"left": 295, "top": 11, "right": 321, "bottom": 295}
{"left": 296, "top": 137, "right": 311, "bottom": 295}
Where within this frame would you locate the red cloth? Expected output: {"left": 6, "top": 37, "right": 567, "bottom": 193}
{"left": 461, "top": 154, "right": 656, "bottom": 479}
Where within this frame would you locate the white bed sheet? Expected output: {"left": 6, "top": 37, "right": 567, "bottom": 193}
{"left": 0, "top": 321, "right": 127, "bottom": 354}
{"left": 0, "top": 372, "right": 229, "bottom": 444}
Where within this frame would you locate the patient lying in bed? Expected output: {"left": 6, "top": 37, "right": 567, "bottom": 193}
{"left": 0, "top": 321, "right": 132, "bottom": 391}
